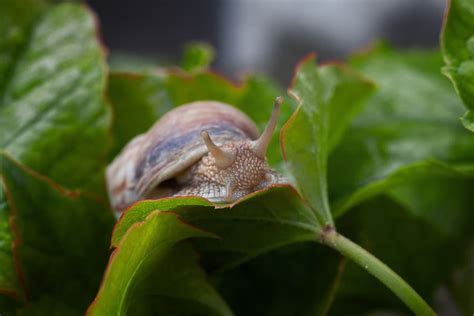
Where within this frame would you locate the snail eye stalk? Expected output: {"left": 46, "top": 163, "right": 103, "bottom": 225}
{"left": 201, "top": 130, "right": 235, "bottom": 169}
{"left": 251, "top": 96, "right": 282, "bottom": 158}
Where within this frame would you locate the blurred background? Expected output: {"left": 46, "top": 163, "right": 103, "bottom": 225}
{"left": 86, "top": 0, "right": 446, "bottom": 85}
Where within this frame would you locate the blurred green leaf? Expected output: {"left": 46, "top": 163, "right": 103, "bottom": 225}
{"left": 332, "top": 192, "right": 474, "bottom": 315}
{"left": 330, "top": 45, "right": 474, "bottom": 216}
{"left": 333, "top": 161, "right": 474, "bottom": 218}
{"left": 0, "top": 153, "right": 114, "bottom": 313}
{"left": 0, "top": 2, "right": 113, "bottom": 309}
{"left": 17, "top": 296, "right": 82, "bottom": 316}
{"left": 0, "top": 295, "right": 16, "bottom": 315}
{"left": 0, "top": 0, "right": 47, "bottom": 91}
{"left": 461, "top": 110, "right": 474, "bottom": 131}
{"left": 0, "top": 3, "right": 110, "bottom": 193}
{"left": 441, "top": 0, "right": 474, "bottom": 130}
{"left": 180, "top": 42, "right": 214, "bottom": 72}
{"left": 214, "top": 243, "right": 343, "bottom": 316}
{"left": 327, "top": 45, "right": 474, "bottom": 314}
{"left": 88, "top": 210, "right": 232, "bottom": 316}
{"left": 0, "top": 177, "right": 23, "bottom": 301}
{"left": 0, "top": 0, "right": 46, "bottom": 297}
{"left": 282, "top": 56, "right": 374, "bottom": 226}
{"left": 447, "top": 242, "right": 474, "bottom": 315}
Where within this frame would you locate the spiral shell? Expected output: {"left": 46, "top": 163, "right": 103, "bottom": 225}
{"left": 107, "top": 100, "right": 275, "bottom": 214}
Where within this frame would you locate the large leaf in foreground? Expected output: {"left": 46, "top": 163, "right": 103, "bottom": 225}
{"left": 88, "top": 211, "right": 232, "bottom": 316}
{"left": 0, "top": 0, "right": 46, "bottom": 92}
{"left": 0, "top": 2, "right": 113, "bottom": 310}
{"left": 0, "top": 1, "right": 47, "bottom": 300}
{"left": 282, "top": 56, "right": 374, "bottom": 226}
{"left": 0, "top": 153, "right": 114, "bottom": 313}
{"left": 0, "top": 3, "right": 110, "bottom": 193}
{"left": 107, "top": 187, "right": 348, "bottom": 314}
{"left": 441, "top": 0, "right": 474, "bottom": 130}
{"left": 329, "top": 45, "right": 474, "bottom": 216}
{"left": 113, "top": 186, "right": 318, "bottom": 272}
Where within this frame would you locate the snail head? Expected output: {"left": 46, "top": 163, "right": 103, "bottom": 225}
{"left": 200, "top": 96, "right": 282, "bottom": 201}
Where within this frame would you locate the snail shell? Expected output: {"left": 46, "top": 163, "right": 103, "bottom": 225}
{"left": 107, "top": 97, "right": 284, "bottom": 215}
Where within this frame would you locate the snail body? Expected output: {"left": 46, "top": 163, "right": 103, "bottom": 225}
{"left": 107, "top": 97, "right": 283, "bottom": 215}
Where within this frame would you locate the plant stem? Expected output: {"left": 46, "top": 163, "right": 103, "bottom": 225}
{"left": 319, "top": 227, "right": 436, "bottom": 316}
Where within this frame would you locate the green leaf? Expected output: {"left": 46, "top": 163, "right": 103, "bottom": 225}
{"left": 214, "top": 243, "right": 344, "bottom": 316}
{"left": 329, "top": 45, "right": 474, "bottom": 217}
{"left": 0, "top": 3, "right": 113, "bottom": 311}
{"left": 0, "top": 153, "right": 114, "bottom": 313}
{"left": 88, "top": 210, "right": 232, "bottom": 316}
{"left": 180, "top": 42, "right": 214, "bottom": 72}
{"left": 0, "top": 3, "right": 110, "bottom": 193}
{"left": 333, "top": 161, "right": 474, "bottom": 218}
{"left": 113, "top": 186, "right": 319, "bottom": 273}
{"left": 332, "top": 193, "right": 474, "bottom": 315}
{"left": 326, "top": 46, "right": 474, "bottom": 312}
{"left": 105, "top": 186, "right": 344, "bottom": 314}
{"left": 281, "top": 55, "right": 374, "bottom": 226}
{"left": 0, "top": 295, "right": 17, "bottom": 316}
{"left": 108, "top": 72, "right": 172, "bottom": 157}
{"left": 0, "top": 0, "right": 47, "bottom": 92}
{"left": 111, "top": 197, "right": 211, "bottom": 247}
{"left": 17, "top": 296, "right": 82, "bottom": 316}
{"left": 441, "top": 0, "right": 474, "bottom": 127}
{"left": 325, "top": 46, "right": 474, "bottom": 312}
{"left": 461, "top": 110, "right": 474, "bottom": 131}
{"left": 0, "top": 176, "right": 24, "bottom": 301}
{"left": 447, "top": 242, "right": 474, "bottom": 315}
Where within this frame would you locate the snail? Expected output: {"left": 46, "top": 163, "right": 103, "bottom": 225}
{"left": 106, "top": 96, "right": 285, "bottom": 215}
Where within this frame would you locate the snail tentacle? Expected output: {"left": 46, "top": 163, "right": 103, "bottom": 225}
{"left": 201, "top": 130, "right": 235, "bottom": 169}
{"left": 251, "top": 96, "right": 283, "bottom": 158}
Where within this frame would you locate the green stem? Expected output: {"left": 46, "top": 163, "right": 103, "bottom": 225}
{"left": 319, "top": 227, "right": 435, "bottom": 316}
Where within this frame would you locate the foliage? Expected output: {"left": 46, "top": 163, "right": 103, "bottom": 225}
{"left": 442, "top": 0, "right": 474, "bottom": 130}
{"left": 0, "top": 0, "right": 473, "bottom": 315}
